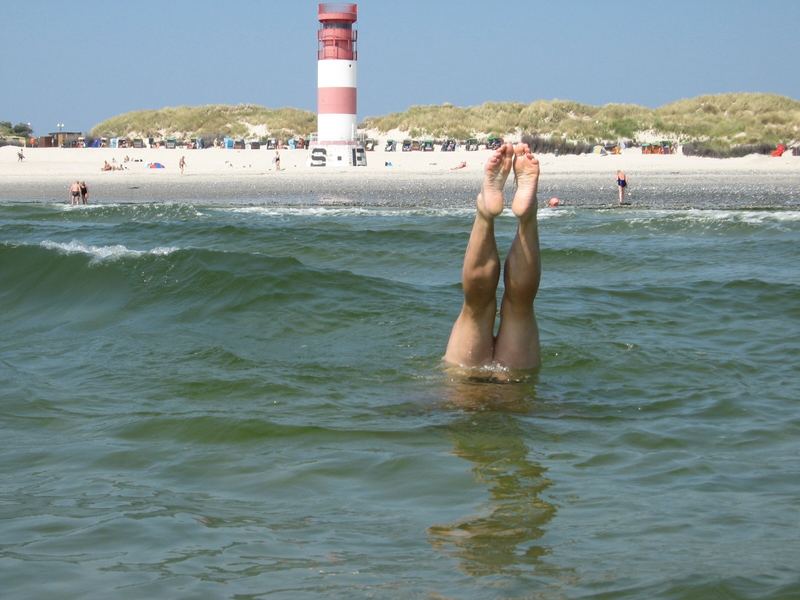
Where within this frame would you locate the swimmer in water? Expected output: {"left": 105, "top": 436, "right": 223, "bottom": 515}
{"left": 444, "top": 142, "right": 541, "bottom": 372}
{"left": 69, "top": 181, "right": 81, "bottom": 205}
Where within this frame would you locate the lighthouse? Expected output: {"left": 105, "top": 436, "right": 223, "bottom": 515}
{"left": 311, "top": 2, "right": 366, "bottom": 167}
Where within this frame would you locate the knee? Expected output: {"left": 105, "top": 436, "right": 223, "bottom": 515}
{"left": 500, "top": 294, "right": 536, "bottom": 320}
{"left": 461, "top": 296, "right": 497, "bottom": 322}
{"left": 463, "top": 260, "right": 500, "bottom": 288}
{"left": 503, "top": 271, "right": 539, "bottom": 304}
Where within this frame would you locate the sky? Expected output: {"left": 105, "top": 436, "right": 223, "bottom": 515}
{"left": 2, "top": 0, "right": 799, "bottom": 135}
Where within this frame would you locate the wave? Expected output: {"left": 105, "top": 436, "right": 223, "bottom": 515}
{"left": 541, "top": 247, "right": 614, "bottom": 264}
{"left": 221, "top": 205, "right": 574, "bottom": 221}
{"left": 114, "top": 415, "right": 422, "bottom": 444}
{"left": 570, "top": 208, "right": 800, "bottom": 235}
{"left": 40, "top": 239, "right": 179, "bottom": 263}
{"left": 552, "top": 277, "right": 799, "bottom": 300}
{"left": 223, "top": 205, "right": 480, "bottom": 218}
{"left": 627, "top": 208, "right": 800, "bottom": 229}
{"left": 0, "top": 201, "right": 209, "bottom": 222}
{"left": 0, "top": 240, "right": 434, "bottom": 333}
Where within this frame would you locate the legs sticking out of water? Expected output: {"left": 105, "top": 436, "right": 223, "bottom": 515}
{"left": 443, "top": 144, "right": 512, "bottom": 368}
{"left": 444, "top": 142, "right": 541, "bottom": 372}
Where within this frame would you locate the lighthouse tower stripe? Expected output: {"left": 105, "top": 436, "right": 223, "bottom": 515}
{"left": 318, "top": 88, "right": 356, "bottom": 114}
{"left": 318, "top": 114, "right": 357, "bottom": 142}
{"left": 318, "top": 60, "right": 356, "bottom": 88}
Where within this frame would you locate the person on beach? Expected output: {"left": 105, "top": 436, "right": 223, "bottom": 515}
{"left": 69, "top": 181, "right": 81, "bottom": 205}
{"left": 79, "top": 181, "right": 88, "bottom": 204}
{"left": 444, "top": 142, "right": 541, "bottom": 372}
{"left": 179, "top": 155, "right": 186, "bottom": 175}
{"left": 273, "top": 150, "right": 281, "bottom": 171}
{"left": 17, "top": 149, "right": 24, "bottom": 161}
{"left": 616, "top": 170, "right": 628, "bottom": 204}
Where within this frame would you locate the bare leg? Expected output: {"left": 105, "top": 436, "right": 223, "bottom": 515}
{"left": 444, "top": 144, "right": 514, "bottom": 368}
{"left": 494, "top": 144, "right": 541, "bottom": 370}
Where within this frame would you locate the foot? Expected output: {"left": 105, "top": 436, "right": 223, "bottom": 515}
{"left": 511, "top": 143, "right": 540, "bottom": 219}
{"left": 476, "top": 143, "right": 513, "bottom": 218}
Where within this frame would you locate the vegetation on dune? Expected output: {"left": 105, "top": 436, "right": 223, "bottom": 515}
{"left": 0, "top": 121, "right": 32, "bottom": 147}
{"left": 0, "top": 121, "right": 33, "bottom": 138}
{"left": 91, "top": 104, "right": 316, "bottom": 139}
{"left": 362, "top": 93, "right": 800, "bottom": 152}
{"left": 681, "top": 141, "right": 776, "bottom": 158}
{"left": 656, "top": 94, "right": 800, "bottom": 143}
{"left": 84, "top": 93, "right": 799, "bottom": 156}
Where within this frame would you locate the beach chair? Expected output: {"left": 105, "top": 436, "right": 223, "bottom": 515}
{"left": 485, "top": 137, "right": 503, "bottom": 150}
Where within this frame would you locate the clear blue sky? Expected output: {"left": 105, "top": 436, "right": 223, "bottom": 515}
{"left": 2, "top": 0, "right": 798, "bottom": 135}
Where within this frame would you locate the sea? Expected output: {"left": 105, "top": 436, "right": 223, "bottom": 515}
{"left": 1, "top": 172, "right": 799, "bottom": 599}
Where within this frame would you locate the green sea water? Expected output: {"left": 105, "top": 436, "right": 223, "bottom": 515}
{"left": 1, "top": 177, "right": 799, "bottom": 599}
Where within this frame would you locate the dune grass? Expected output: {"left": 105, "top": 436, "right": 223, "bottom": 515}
{"left": 91, "top": 105, "right": 316, "bottom": 139}
{"left": 88, "top": 94, "right": 800, "bottom": 154}
{"left": 362, "top": 93, "right": 800, "bottom": 150}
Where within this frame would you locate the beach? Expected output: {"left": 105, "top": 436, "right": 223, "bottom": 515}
{"left": 2, "top": 146, "right": 800, "bottom": 599}
{"left": 2, "top": 145, "right": 798, "bottom": 207}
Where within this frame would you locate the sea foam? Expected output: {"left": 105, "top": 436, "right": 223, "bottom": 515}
{"left": 223, "top": 206, "right": 477, "bottom": 218}
{"left": 40, "top": 240, "right": 178, "bottom": 263}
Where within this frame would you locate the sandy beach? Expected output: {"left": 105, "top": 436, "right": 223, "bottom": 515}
{"left": 1, "top": 145, "right": 798, "bottom": 206}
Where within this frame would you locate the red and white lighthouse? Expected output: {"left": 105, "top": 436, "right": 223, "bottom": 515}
{"left": 311, "top": 3, "right": 366, "bottom": 167}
